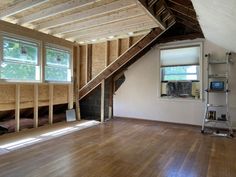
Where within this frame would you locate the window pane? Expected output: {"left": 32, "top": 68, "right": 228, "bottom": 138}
{"left": 164, "top": 74, "right": 197, "bottom": 81}
{"left": 0, "top": 62, "right": 40, "bottom": 81}
{"left": 46, "top": 47, "right": 70, "bottom": 67}
{"left": 45, "top": 66, "right": 71, "bottom": 82}
{"left": 3, "top": 38, "right": 38, "bottom": 64}
{"left": 162, "top": 65, "right": 199, "bottom": 81}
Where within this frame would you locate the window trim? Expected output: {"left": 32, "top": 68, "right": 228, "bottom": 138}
{"left": 44, "top": 43, "right": 73, "bottom": 83}
{"left": 157, "top": 41, "right": 203, "bottom": 100}
{"left": 0, "top": 32, "right": 42, "bottom": 83}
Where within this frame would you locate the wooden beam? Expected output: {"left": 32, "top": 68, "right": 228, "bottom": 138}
{"left": 37, "top": 0, "right": 137, "bottom": 30}
{"left": 0, "top": 0, "right": 49, "bottom": 19}
{"left": 108, "top": 78, "right": 114, "bottom": 119}
{"left": 116, "top": 39, "right": 121, "bottom": 58}
{"left": 49, "top": 84, "right": 53, "bottom": 124}
{"left": 15, "top": 84, "right": 20, "bottom": 132}
{"left": 137, "top": 0, "right": 166, "bottom": 29}
{"left": 101, "top": 79, "right": 105, "bottom": 123}
{"left": 34, "top": 84, "right": 39, "bottom": 128}
{"left": 168, "top": 1, "right": 197, "bottom": 20}
{"left": 158, "top": 33, "right": 204, "bottom": 43}
{"left": 51, "top": 7, "right": 144, "bottom": 35}
{"left": 18, "top": 0, "right": 96, "bottom": 24}
{"left": 105, "top": 41, "right": 110, "bottom": 67}
{"left": 86, "top": 44, "right": 92, "bottom": 82}
{"left": 148, "top": 0, "right": 159, "bottom": 7}
{"left": 128, "top": 37, "right": 132, "bottom": 48}
{"left": 176, "top": 18, "right": 201, "bottom": 32}
{"left": 73, "top": 45, "right": 81, "bottom": 120}
{"left": 68, "top": 84, "right": 73, "bottom": 110}
{"left": 72, "top": 21, "right": 157, "bottom": 42}
{"left": 63, "top": 15, "right": 152, "bottom": 39}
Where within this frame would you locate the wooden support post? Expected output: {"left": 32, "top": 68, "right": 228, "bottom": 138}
{"left": 108, "top": 78, "right": 114, "bottom": 119}
{"left": 49, "top": 84, "right": 53, "bottom": 124}
{"left": 116, "top": 39, "right": 120, "bottom": 58}
{"left": 101, "top": 79, "right": 105, "bottom": 123}
{"left": 34, "top": 84, "right": 39, "bottom": 128}
{"left": 105, "top": 41, "right": 109, "bottom": 67}
{"left": 68, "top": 84, "right": 73, "bottom": 110}
{"left": 86, "top": 44, "right": 92, "bottom": 82}
{"left": 128, "top": 37, "right": 132, "bottom": 48}
{"left": 15, "top": 84, "right": 20, "bottom": 132}
{"left": 74, "top": 45, "right": 81, "bottom": 120}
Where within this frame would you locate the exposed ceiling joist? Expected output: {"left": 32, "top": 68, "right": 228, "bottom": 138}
{"left": 18, "top": 0, "right": 97, "bottom": 24}
{"left": 168, "top": 1, "right": 197, "bottom": 20}
{"left": 37, "top": 0, "right": 137, "bottom": 30}
{"left": 75, "top": 21, "right": 155, "bottom": 43}
{"left": 63, "top": 15, "right": 152, "bottom": 39}
{"left": 0, "top": 0, "right": 49, "bottom": 19}
{"left": 51, "top": 7, "right": 145, "bottom": 35}
{"left": 137, "top": 0, "right": 166, "bottom": 29}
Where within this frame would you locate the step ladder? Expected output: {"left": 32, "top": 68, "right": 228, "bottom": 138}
{"left": 201, "top": 52, "right": 234, "bottom": 137}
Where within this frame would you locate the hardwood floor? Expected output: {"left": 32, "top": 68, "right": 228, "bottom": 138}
{"left": 0, "top": 118, "right": 235, "bottom": 177}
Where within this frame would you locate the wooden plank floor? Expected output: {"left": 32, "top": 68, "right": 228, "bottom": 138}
{"left": 0, "top": 118, "right": 235, "bottom": 177}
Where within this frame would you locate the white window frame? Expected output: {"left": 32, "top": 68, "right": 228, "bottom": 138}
{"left": 0, "top": 32, "right": 41, "bottom": 83}
{"left": 157, "top": 41, "right": 203, "bottom": 100}
{"left": 44, "top": 43, "right": 72, "bottom": 84}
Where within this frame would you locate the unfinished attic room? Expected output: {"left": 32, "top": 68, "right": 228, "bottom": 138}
{"left": 0, "top": 0, "right": 236, "bottom": 176}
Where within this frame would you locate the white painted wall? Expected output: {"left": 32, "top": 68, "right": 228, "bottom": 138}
{"left": 114, "top": 39, "right": 236, "bottom": 127}
{"left": 191, "top": 0, "right": 236, "bottom": 53}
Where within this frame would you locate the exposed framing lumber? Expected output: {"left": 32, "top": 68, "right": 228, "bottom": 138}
{"left": 137, "top": 0, "right": 166, "bottom": 29}
{"left": 105, "top": 41, "right": 110, "bottom": 67}
{"left": 148, "top": 0, "right": 159, "bottom": 7}
{"left": 176, "top": 18, "right": 201, "bottom": 32}
{"left": 86, "top": 44, "right": 92, "bottom": 82}
{"left": 100, "top": 79, "right": 105, "bottom": 123}
{"left": 72, "top": 21, "right": 157, "bottom": 42}
{"left": 37, "top": 0, "right": 137, "bottom": 30}
{"left": 64, "top": 15, "right": 152, "bottom": 39}
{"left": 108, "top": 78, "right": 114, "bottom": 119}
{"left": 18, "top": 0, "right": 96, "bottom": 24}
{"left": 168, "top": 1, "right": 197, "bottom": 20}
{"left": 128, "top": 37, "right": 132, "bottom": 48}
{"left": 0, "top": 0, "right": 49, "bottom": 19}
{"left": 68, "top": 84, "right": 73, "bottom": 110}
{"left": 15, "top": 84, "right": 20, "bottom": 132}
{"left": 49, "top": 84, "right": 53, "bottom": 124}
{"left": 73, "top": 45, "right": 81, "bottom": 120}
{"left": 116, "top": 39, "right": 121, "bottom": 58}
{"left": 51, "top": 8, "right": 144, "bottom": 35}
{"left": 34, "top": 84, "right": 39, "bottom": 128}
{"left": 79, "top": 24, "right": 175, "bottom": 99}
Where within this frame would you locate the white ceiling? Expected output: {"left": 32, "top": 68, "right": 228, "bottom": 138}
{"left": 191, "top": 0, "right": 236, "bottom": 52}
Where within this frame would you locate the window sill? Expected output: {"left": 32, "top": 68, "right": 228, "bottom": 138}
{"left": 158, "top": 96, "right": 203, "bottom": 102}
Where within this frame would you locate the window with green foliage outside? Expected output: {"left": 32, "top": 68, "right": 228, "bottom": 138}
{"left": 0, "top": 36, "right": 40, "bottom": 81}
{"left": 45, "top": 46, "right": 71, "bottom": 82}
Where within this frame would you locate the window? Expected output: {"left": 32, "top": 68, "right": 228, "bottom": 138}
{"left": 0, "top": 36, "right": 40, "bottom": 81}
{"left": 161, "top": 65, "right": 199, "bottom": 81}
{"left": 45, "top": 46, "right": 71, "bottom": 82}
{"left": 160, "top": 45, "right": 202, "bottom": 98}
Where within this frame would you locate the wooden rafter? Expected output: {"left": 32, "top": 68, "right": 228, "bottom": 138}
{"left": 18, "top": 0, "right": 97, "bottom": 24}
{"left": 138, "top": 0, "right": 166, "bottom": 29}
{"left": 37, "top": 0, "right": 137, "bottom": 30}
{"left": 0, "top": 0, "right": 49, "bottom": 19}
{"left": 63, "top": 15, "right": 153, "bottom": 39}
{"left": 73, "top": 21, "right": 156, "bottom": 42}
{"left": 167, "top": 0, "right": 197, "bottom": 20}
{"left": 51, "top": 7, "right": 145, "bottom": 35}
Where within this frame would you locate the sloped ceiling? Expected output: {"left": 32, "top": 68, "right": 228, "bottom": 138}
{"left": 191, "top": 0, "right": 236, "bottom": 52}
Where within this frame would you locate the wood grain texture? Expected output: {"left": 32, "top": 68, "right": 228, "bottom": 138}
{"left": 0, "top": 118, "right": 235, "bottom": 177}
